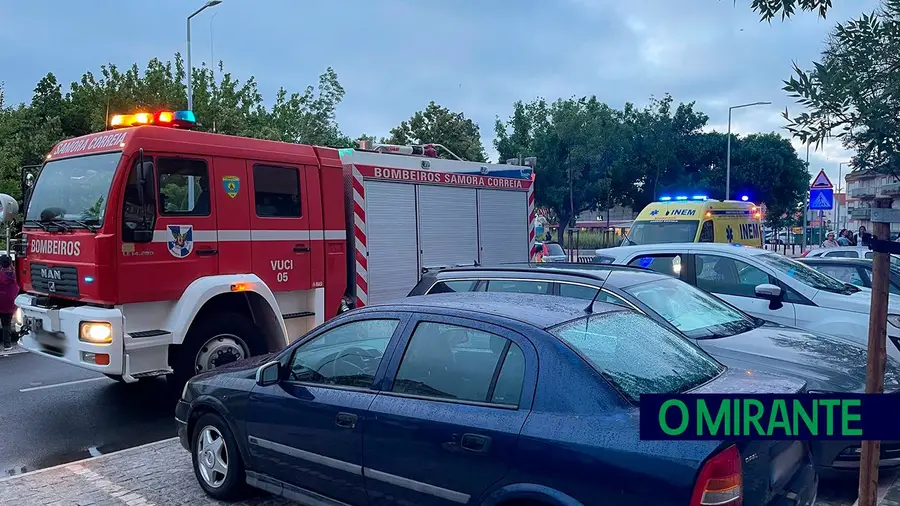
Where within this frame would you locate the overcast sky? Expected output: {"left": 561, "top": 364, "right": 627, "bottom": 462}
{"left": 0, "top": 0, "right": 879, "bottom": 190}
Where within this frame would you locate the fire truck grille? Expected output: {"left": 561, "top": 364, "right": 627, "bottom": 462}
{"left": 30, "top": 263, "right": 80, "bottom": 297}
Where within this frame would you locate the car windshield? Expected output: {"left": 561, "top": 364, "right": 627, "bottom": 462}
{"left": 623, "top": 277, "right": 757, "bottom": 339}
{"left": 756, "top": 252, "right": 859, "bottom": 295}
{"left": 545, "top": 243, "right": 565, "bottom": 256}
{"left": 25, "top": 152, "right": 121, "bottom": 227}
{"left": 551, "top": 311, "right": 724, "bottom": 403}
{"left": 624, "top": 220, "right": 699, "bottom": 245}
{"left": 862, "top": 251, "right": 900, "bottom": 268}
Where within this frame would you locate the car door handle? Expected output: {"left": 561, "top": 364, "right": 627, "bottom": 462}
{"left": 335, "top": 412, "right": 357, "bottom": 429}
{"left": 460, "top": 433, "right": 490, "bottom": 453}
{"left": 195, "top": 249, "right": 218, "bottom": 256}
{"left": 293, "top": 244, "right": 311, "bottom": 253}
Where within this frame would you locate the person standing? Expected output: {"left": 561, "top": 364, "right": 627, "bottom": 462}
{"left": 837, "top": 229, "right": 852, "bottom": 246}
{"left": 822, "top": 231, "right": 838, "bottom": 248}
{"left": 0, "top": 255, "right": 18, "bottom": 351}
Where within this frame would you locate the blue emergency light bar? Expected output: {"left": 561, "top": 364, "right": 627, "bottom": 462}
{"left": 675, "top": 196, "right": 688, "bottom": 201}
{"left": 659, "top": 195, "right": 708, "bottom": 202}
{"left": 659, "top": 196, "right": 672, "bottom": 201}
{"left": 740, "top": 195, "right": 749, "bottom": 202}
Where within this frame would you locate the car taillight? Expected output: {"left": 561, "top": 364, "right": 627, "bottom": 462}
{"left": 800, "top": 250, "right": 810, "bottom": 257}
{"left": 690, "top": 445, "right": 742, "bottom": 506}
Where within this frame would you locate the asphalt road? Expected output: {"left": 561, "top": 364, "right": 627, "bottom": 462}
{"left": 0, "top": 347, "right": 177, "bottom": 478}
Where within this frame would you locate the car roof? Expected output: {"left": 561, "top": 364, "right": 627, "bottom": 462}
{"left": 430, "top": 263, "right": 670, "bottom": 285}
{"left": 602, "top": 243, "right": 770, "bottom": 257}
{"left": 799, "top": 257, "right": 871, "bottom": 265}
{"left": 370, "top": 292, "right": 620, "bottom": 329}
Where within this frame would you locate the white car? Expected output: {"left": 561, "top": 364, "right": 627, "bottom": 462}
{"left": 802, "top": 245, "right": 900, "bottom": 268}
{"left": 596, "top": 243, "right": 900, "bottom": 360}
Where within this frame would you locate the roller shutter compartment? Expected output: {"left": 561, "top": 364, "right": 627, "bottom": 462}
{"left": 417, "top": 185, "right": 478, "bottom": 270}
{"left": 478, "top": 189, "right": 528, "bottom": 266}
{"left": 363, "top": 181, "right": 419, "bottom": 304}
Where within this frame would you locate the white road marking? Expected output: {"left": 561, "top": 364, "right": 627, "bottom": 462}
{"left": 67, "top": 463, "right": 157, "bottom": 506}
{"left": 19, "top": 376, "right": 108, "bottom": 392}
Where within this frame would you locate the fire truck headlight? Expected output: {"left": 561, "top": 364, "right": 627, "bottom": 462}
{"left": 13, "top": 308, "right": 23, "bottom": 329}
{"left": 79, "top": 322, "right": 113, "bottom": 344}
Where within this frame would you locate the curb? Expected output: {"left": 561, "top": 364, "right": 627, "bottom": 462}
{"left": 0, "top": 437, "right": 179, "bottom": 483}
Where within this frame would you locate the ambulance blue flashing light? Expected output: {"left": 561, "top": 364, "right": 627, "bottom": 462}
{"left": 675, "top": 196, "right": 688, "bottom": 201}
{"left": 740, "top": 195, "right": 749, "bottom": 202}
{"left": 692, "top": 195, "right": 708, "bottom": 201}
{"left": 659, "top": 196, "right": 672, "bottom": 201}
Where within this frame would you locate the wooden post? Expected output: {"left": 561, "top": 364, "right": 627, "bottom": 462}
{"left": 858, "top": 202, "right": 893, "bottom": 506}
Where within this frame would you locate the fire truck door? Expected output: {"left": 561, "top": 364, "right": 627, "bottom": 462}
{"left": 211, "top": 157, "right": 251, "bottom": 273}
{"left": 247, "top": 162, "right": 312, "bottom": 292}
{"left": 121, "top": 155, "right": 219, "bottom": 303}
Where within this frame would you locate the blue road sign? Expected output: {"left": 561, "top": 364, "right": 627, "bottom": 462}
{"left": 809, "top": 188, "right": 834, "bottom": 210}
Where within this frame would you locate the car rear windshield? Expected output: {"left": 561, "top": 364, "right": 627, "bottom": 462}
{"left": 545, "top": 243, "right": 565, "bottom": 256}
{"left": 551, "top": 311, "right": 724, "bottom": 403}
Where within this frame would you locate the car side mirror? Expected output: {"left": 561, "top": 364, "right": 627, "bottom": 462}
{"left": 255, "top": 361, "right": 282, "bottom": 387}
{"left": 754, "top": 283, "right": 783, "bottom": 310}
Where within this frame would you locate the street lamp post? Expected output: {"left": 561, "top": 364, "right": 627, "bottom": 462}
{"left": 837, "top": 161, "right": 849, "bottom": 231}
{"left": 186, "top": 0, "right": 223, "bottom": 111}
{"left": 726, "top": 101, "right": 771, "bottom": 200}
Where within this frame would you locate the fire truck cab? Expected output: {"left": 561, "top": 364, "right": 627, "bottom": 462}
{"left": 8, "top": 110, "right": 536, "bottom": 387}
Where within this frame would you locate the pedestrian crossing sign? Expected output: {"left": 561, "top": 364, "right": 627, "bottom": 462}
{"left": 809, "top": 188, "right": 834, "bottom": 210}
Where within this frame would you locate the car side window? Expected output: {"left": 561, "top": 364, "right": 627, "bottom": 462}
{"left": 157, "top": 158, "right": 210, "bottom": 216}
{"left": 392, "top": 322, "right": 525, "bottom": 406}
{"left": 826, "top": 250, "right": 858, "bottom": 258}
{"left": 592, "top": 255, "right": 615, "bottom": 264}
{"left": 627, "top": 254, "right": 682, "bottom": 276}
{"left": 485, "top": 280, "right": 550, "bottom": 294}
{"left": 558, "top": 283, "right": 630, "bottom": 307}
{"left": 699, "top": 221, "right": 714, "bottom": 242}
{"left": 427, "top": 280, "right": 484, "bottom": 294}
{"left": 288, "top": 319, "right": 399, "bottom": 389}
{"left": 695, "top": 255, "right": 773, "bottom": 297}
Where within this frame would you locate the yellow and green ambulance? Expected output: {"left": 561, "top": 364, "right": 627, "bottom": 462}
{"left": 625, "top": 195, "right": 763, "bottom": 247}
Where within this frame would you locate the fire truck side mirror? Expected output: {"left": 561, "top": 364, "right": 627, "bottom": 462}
{"left": 0, "top": 194, "right": 19, "bottom": 223}
{"left": 138, "top": 161, "right": 154, "bottom": 184}
{"left": 24, "top": 173, "right": 34, "bottom": 188}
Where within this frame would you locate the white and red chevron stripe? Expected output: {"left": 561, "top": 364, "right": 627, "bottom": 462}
{"left": 527, "top": 185, "right": 536, "bottom": 261}
{"left": 351, "top": 166, "right": 369, "bottom": 308}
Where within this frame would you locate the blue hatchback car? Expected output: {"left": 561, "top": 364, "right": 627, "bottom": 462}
{"left": 176, "top": 293, "right": 818, "bottom": 506}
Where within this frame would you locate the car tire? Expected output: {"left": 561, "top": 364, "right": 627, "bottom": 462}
{"left": 191, "top": 413, "right": 247, "bottom": 500}
{"left": 170, "top": 313, "right": 265, "bottom": 390}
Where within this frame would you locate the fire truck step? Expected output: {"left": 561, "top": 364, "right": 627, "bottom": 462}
{"left": 282, "top": 311, "right": 316, "bottom": 320}
{"left": 128, "top": 329, "right": 171, "bottom": 339}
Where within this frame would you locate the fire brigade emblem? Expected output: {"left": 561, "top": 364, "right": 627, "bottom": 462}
{"left": 222, "top": 176, "right": 240, "bottom": 199}
{"left": 166, "top": 225, "right": 194, "bottom": 258}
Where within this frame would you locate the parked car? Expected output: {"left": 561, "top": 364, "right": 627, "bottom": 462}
{"left": 802, "top": 245, "right": 900, "bottom": 268}
{"left": 410, "top": 264, "right": 900, "bottom": 476}
{"left": 177, "top": 293, "right": 817, "bottom": 506}
{"left": 798, "top": 257, "right": 900, "bottom": 295}
{"left": 594, "top": 243, "right": 900, "bottom": 361}
{"left": 535, "top": 241, "right": 567, "bottom": 262}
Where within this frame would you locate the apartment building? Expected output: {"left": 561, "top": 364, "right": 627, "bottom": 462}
{"left": 845, "top": 169, "right": 900, "bottom": 236}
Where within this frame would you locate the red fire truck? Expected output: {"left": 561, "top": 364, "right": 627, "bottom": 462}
{"left": 6, "top": 110, "right": 536, "bottom": 386}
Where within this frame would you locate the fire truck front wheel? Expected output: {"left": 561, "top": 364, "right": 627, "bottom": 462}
{"left": 172, "top": 313, "right": 266, "bottom": 387}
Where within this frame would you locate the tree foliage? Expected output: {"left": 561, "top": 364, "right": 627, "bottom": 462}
{"left": 495, "top": 94, "right": 810, "bottom": 238}
{"left": 746, "top": 0, "right": 834, "bottom": 21}
{"left": 386, "top": 101, "right": 487, "bottom": 162}
{"left": 0, "top": 54, "right": 353, "bottom": 201}
{"left": 783, "top": 1, "right": 900, "bottom": 179}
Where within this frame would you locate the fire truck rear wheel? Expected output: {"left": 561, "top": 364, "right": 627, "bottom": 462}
{"left": 172, "top": 313, "right": 266, "bottom": 388}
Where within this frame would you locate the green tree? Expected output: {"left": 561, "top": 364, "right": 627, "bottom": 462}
{"left": 783, "top": 1, "right": 900, "bottom": 181}
{"left": 494, "top": 97, "right": 629, "bottom": 242}
{"left": 387, "top": 101, "right": 487, "bottom": 162}
{"left": 746, "top": 0, "right": 834, "bottom": 21}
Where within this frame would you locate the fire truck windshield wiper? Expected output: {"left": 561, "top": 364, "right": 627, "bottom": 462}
{"left": 24, "top": 220, "right": 50, "bottom": 232}
{"left": 47, "top": 220, "right": 72, "bottom": 232}
{"left": 66, "top": 219, "right": 98, "bottom": 233}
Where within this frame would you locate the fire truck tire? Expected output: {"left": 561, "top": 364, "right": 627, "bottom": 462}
{"left": 171, "top": 313, "right": 265, "bottom": 388}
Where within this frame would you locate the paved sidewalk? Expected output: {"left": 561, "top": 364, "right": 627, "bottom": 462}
{"left": 0, "top": 435, "right": 871, "bottom": 506}
{"left": 0, "top": 438, "right": 296, "bottom": 506}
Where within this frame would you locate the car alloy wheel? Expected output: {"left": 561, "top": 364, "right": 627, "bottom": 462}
{"left": 195, "top": 425, "right": 229, "bottom": 488}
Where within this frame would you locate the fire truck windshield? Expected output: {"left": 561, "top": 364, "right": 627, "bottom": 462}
{"left": 25, "top": 152, "right": 121, "bottom": 228}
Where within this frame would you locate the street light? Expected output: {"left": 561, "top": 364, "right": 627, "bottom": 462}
{"left": 726, "top": 101, "right": 771, "bottom": 200}
{"left": 186, "top": 0, "right": 223, "bottom": 111}
{"left": 837, "top": 161, "right": 850, "bottom": 230}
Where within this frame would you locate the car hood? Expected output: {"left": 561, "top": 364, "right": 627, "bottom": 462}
{"left": 812, "top": 287, "right": 900, "bottom": 314}
{"left": 696, "top": 323, "right": 900, "bottom": 393}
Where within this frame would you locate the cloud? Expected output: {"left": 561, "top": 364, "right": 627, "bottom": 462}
{"left": 0, "top": 0, "right": 878, "bottom": 190}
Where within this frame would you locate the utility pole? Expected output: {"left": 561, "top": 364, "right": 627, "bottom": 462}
{"left": 802, "top": 144, "right": 810, "bottom": 250}
{"left": 726, "top": 101, "right": 771, "bottom": 200}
